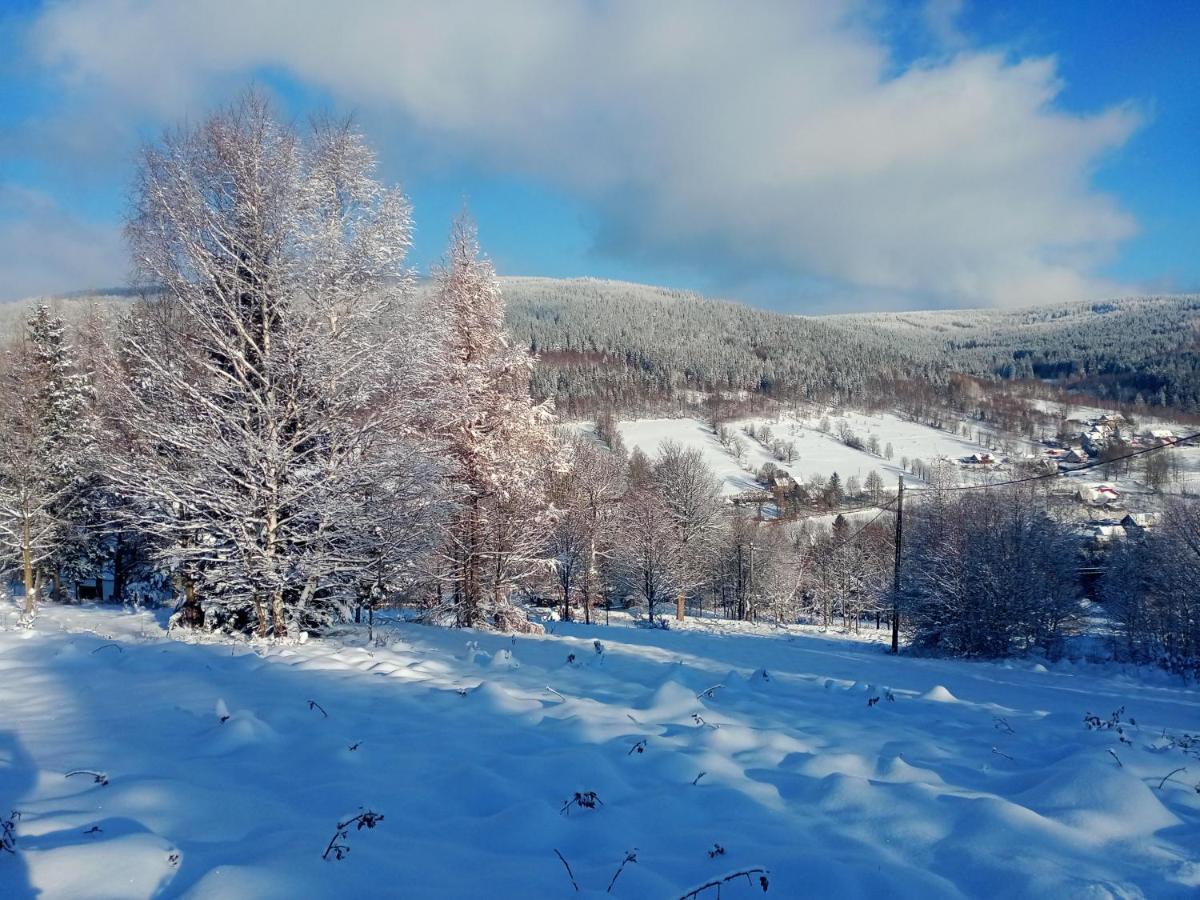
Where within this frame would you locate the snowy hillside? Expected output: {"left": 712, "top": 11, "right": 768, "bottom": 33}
{"left": 615, "top": 412, "right": 1020, "bottom": 497}
{"left": 1, "top": 604, "right": 1198, "bottom": 898}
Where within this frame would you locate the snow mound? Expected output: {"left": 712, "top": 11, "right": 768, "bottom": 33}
{"left": 472, "top": 680, "right": 542, "bottom": 714}
{"left": 1020, "top": 758, "right": 1181, "bottom": 840}
{"left": 920, "top": 684, "right": 958, "bottom": 703}
{"left": 205, "top": 709, "right": 279, "bottom": 754}
{"left": 643, "top": 679, "right": 703, "bottom": 719}
{"left": 23, "top": 833, "right": 179, "bottom": 898}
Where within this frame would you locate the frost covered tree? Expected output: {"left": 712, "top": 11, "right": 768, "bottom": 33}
{"left": 108, "top": 93, "right": 429, "bottom": 636}
{"left": 0, "top": 306, "right": 98, "bottom": 616}
{"left": 653, "top": 441, "right": 723, "bottom": 601}
{"left": 429, "top": 220, "right": 558, "bottom": 632}
{"left": 611, "top": 484, "right": 684, "bottom": 624}
{"left": 864, "top": 470, "right": 884, "bottom": 504}
{"left": 546, "top": 436, "right": 624, "bottom": 623}
{"left": 1102, "top": 501, "right": 1200, "bottom": 674}
{"left": 897, "top": 486, "right": 1079, "bottom": 657}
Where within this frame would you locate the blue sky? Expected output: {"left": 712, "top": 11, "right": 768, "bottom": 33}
{"left": 0, "top": 0, "right": 1196, "bottom": 311}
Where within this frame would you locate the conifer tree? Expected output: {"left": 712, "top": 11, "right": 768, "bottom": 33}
{"left": 430, "top": 219, "right": 558, "bottom": 632}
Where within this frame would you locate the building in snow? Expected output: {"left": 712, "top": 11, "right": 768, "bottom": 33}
{"left": 1076, "top": 483, "right": 1121, "bottom": 506}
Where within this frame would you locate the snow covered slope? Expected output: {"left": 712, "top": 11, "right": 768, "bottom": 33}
{"left": 616, "top": 412, "right": 1008, "bottom": 497}
{"left": 1, "top": 604, "right": 1198, "bottom": 898}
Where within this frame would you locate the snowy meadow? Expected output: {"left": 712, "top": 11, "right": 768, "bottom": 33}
{"left": 2, "top": 604, "right": 1199, "bottom": 898}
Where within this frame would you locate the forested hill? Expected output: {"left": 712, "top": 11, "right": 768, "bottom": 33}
{"left": 499, "top": 277, "right": 939, "bottom": 414}
{"left": 500, "top": 278, "right": 1200, "bottom": 413}
{"left": 6, "top": 280, "right": 1199, "bottom": 413}
{"left": 825, "top": 295, "right": 1200, "bottom": 410}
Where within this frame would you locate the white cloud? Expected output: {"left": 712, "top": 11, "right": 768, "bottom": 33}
{"left": 23, "top": 0, "right": 1141, "bottom": 307}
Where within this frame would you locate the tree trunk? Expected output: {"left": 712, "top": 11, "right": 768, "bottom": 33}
{"left": 253, "top": 592, "right": 267, "bottom": 638}
{"left": 112, "top": 534, "right": 126, "bottom": 604}
{"left": 178, "top": 574, "right": 204, "bottom": 629}
{"left": 271, "top": 587, "right": 287, "bottom": 639}
{"left": 21, "top": 519, "right": 35, "bottom": 617}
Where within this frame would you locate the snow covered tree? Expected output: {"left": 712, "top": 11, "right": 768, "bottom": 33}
{"left": 864, "top": 470, "right": 884, "bottom": 504}
{"left": 0, "top": 305, "right": 98, "bottom": 616}
{"left": 897, "top": 486, "right": 1079, "bottom": 657}
{"left": 611, "top": 484, "right": 684, "bottom": 623}
{"left": 428, "top": 219, "right": 558, "bottom": 632}
{"left": 109, "top": 93, "right": 429, "bottom": 636}
{"left": 546, "top": 435, "right": 625, "bottom": 623}
{"left": 653, "top": 441, "right": 722, "bottom": 609}
{"left": 1103, "top": 500, "right": 1200, "bottom": 674}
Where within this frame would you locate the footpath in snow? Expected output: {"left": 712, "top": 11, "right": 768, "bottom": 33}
{"left": 1, "top": 604, "right": 1198, "bottom": 898}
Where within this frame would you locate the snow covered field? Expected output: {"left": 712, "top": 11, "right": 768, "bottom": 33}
{"left": 617, "top": 412, "right": 1006, "bottom": 497}
{"left": 611, "top": 407, "right": 1200, "bottom": 507}
{"left": 2, "top": 604, "right": 1199, "bottom": 898}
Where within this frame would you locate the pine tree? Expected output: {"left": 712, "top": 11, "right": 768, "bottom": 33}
{"left": 430, "top": 219, "right": 559, "bottom": 632}
{"left": 0, "top": 306, "right": 96, "bottom": 616}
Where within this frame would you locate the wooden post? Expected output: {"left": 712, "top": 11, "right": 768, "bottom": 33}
{"left": 676, "top": 591, "right": 686, "bottom": 621}
{"left": 891, "top": 476, "right": 904, "bottom": 654}
{"left": 748, "top": 542, "right": 755, "bottom": 623}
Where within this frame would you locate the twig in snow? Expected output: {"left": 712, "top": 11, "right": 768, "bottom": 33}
{"left": 546, "top": 686, "right": 567, "bottom": 702}
{"left": 83, "top": 825, "right": 102, "bottom": 835}
{"left": 991, "top": 746, "right": 1013, "bottom": 761}
{"left": 607, "top": 848, "right": 638, "bottom": 893}
{"left": 560, "top": 791, "right": 604, "bottom": 816}
{"left": 65, "top": 770, "right": 109, "bottom": 786}
{"left": 1157, "top": 767, "right": 1187, "bottom": 790}
{"left": 692, "top": 771, "right": 708, "bottom": 785}
{"left": 629, "top": 739, "right": 647, "bottom": 756}
{"left": 554, "top": 849, "right": 580, "bottom": 892}
{"left": 322, "top": 809, "right": 384, "bottom": 861}
{"left": 348, "top": 741, "right": 362, "bottom": 752}
{"left": 627, "top": 713, "right": 641, "bottom": 726}
{"left": 992, "top": 716, "right": 1015, "bottom": 735}
{"left": 677, "top": 867, "right": 770, "bottom": 899}
{"left": 707, "top": 843, "right": 726, "bottom": 859}
{"left": 308, "top": 700, "right": 328, "bottom": 718}
{"left": 697, "top": 684, "right": 725, "bottom": 700}
{"left": 90, "top": 643, "right": 123, "bottom": 654}
{"left": 1108, "top": 748, "right": 1123, "bottom": 768}
{"left": 692, "top": 713, "right": 718, "bottom": 729}
{"left": 1, "top": 810, "right": 19, "bottom": 854}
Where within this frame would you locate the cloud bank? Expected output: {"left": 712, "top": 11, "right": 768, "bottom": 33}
{"left": 18, "top": 0, "right": 1141, "bottom": 307}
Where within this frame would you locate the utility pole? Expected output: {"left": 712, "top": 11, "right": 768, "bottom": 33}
{"left": 891, "top": 476, "right": 904, "bottom": 654}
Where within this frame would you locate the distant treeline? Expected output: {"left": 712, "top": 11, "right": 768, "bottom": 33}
{"left": 830, "top": 296, "right": 1200, "bottom": 412}
{"left": 503, "top": 280, "right": 1200, "bottom": 414}
{"left": 8, "top": 279, "right": 1199, "bottom": 413}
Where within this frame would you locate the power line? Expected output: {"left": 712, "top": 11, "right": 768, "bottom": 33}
{"left": 827, "top": 497, "right": 898, "bottom": 553}
{"left": 740, "top": 496, "right": 898, "bottom": 560}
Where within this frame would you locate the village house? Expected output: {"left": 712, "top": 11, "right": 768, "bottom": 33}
{"left": 1076, "top": 483, "right": 1121, "bottom": 506}
{"left": 1120, "top": 512, "right": 1160, "bottom": 535}
{"left": 1145, "top": 428, "right": 1177, "bottom": 445}
{"left": 962, "top": 452, "right": 995, "bottom": 466}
